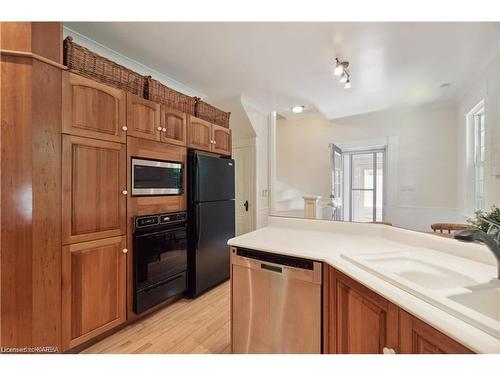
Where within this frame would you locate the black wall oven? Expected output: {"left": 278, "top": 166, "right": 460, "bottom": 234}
{"left": 131, "top": 157, "right": 183, "bottom": 196}
{"left": 133, "top": 211, "right": 187, "bottom": 314}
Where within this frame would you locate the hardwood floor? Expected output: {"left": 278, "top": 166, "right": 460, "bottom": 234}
{"left": 81, "top": 281, "right": 230, "bottom": 354}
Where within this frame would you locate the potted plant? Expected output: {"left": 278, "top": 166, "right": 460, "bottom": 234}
{"left": 468, "top": 205, "right": 500, "bottom": 244}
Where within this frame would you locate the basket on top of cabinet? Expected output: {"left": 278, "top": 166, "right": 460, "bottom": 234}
{"left": 146, "top": 76, "right": 196, "bottom": 115}
{"left": 195, "top": 99, "right": 231, "bottom": 128}
{"left": 63, "top": 36, "right": 147, "bottom": 97}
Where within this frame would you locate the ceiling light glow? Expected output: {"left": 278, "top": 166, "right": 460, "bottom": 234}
{"left": 291, "top": 106, "right": 304, "bottom": 114}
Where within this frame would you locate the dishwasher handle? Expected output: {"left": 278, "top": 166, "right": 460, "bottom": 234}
{"left": 261, "top": 263, "right": 282, "bottom": 273}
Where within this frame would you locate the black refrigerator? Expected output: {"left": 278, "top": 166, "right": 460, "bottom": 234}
{"left": 186, "top": 150, "right": 235, "bottom": 298}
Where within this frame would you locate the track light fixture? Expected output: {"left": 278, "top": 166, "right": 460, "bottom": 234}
{"left": 334, "top": 57, "right": 351, "bottom": 89}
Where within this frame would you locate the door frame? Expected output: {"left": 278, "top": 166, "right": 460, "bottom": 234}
{"left": 233, "top": 137, "right": 256, "bottom": 234}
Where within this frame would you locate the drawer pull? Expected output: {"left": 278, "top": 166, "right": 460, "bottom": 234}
{"left": 382, "top": 347, "right": 396, "bottom": 354}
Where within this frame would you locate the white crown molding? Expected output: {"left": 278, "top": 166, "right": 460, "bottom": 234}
{"left": 63, "top": 26, "right": 206, "bottom": 99}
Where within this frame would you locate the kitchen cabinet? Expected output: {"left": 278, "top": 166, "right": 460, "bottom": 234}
{"left": 187, "top": 116, "right": 212, "bottom": 152}
{"left": 62, "top": 135, "right": 127, "bottom": 244}
{"left": 187, "top": 116, "right": 232, "bottom": 155}
{"left": 331, "top": 269, "right": 399, "bottom": 354}
{"left": 160, "top": 105, "right": 187, "bottom": 146}
{"left": 399, "top": 310, "right": 473, "bottom": 354}
{"left": 62, "top": 235, "right": 127, "bottom": 350}
{"left": 211, "top": 124, "right": 232, "bottom": 156}
{"left": 126, "top": 92, "right": 161, "bottom": 141}
{"left": 62, "top": 72, "right": 126, "bottom": 143}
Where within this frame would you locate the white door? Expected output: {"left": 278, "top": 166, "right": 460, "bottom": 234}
{"left": 233, "top": 145, "right": 254, "bottom": 236}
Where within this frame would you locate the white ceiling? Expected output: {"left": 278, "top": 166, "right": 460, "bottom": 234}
{"left": 64, "top": 22, "right": 499, "bottom": 119}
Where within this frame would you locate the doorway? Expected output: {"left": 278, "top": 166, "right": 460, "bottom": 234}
{"left": 233, "top": 142, "right": 255, "bottom": 235}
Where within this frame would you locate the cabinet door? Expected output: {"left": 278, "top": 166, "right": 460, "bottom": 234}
{"left": 399, "top": 310, "right": 473, "bottom": 354}
{"left": 187, "top": 116, "right": 212, "bottom": 152}
{"left": 160, "top": 105, "right": 187, "bottom": 146}
{"left": 62, "top": 135, "right": 127, "bottom": 244}
{"left": 62, "top": 72, "right": 126, "bottom": 143}
{"left": 211, "top": 124, "right": 231, "bottom": 156}
{"left": 333, "top": 269, "right": 399, "bottom": 354}
{"left": 62, "top": 236, "right": 127, "bottom": 350}
{"left": 126, "top": 92, "right": 161, "bottom": 141}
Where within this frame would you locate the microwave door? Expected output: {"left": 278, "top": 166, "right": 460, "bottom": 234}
{"left": 132, "top": 158, "right": 183, "bottom": 196}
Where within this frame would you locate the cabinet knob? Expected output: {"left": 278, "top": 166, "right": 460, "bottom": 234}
{"left": 213, "top": 140, "right": 217, "bottom": 145}
{"left": 122, "top": 126, "right": 128, "bottom": 131}
{"left": 122, "top": 190, "right": 128, "bottom": 196}
{"left": 122, "top": 248, "right": 128, "bottom": 254}
{"left": 157, "top": 126, "right": 162, "bottom": 131}
{"left": 382, "top": 347, "right": 396, "bottom": 354}
{"left": 161, "top": 127, "right": 167, "bottom": 132}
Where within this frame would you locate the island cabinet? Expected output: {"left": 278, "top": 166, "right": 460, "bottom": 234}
{"left": 62, "top": 135, "right": 127, "bottom": 245}
{"left": 62, "top": 72, "right": 127, "bottom": 143}
{"left": 187, "top": 115, "right": 232, "bottom": 155}
{"left": 323, "top": 265, "right": 475, "bottom": 354}
{"left": 62, "top": 235, "right": 127, "bottom": 350}
{"left": 329, "top": 269, "right": 399, "bottom": 354}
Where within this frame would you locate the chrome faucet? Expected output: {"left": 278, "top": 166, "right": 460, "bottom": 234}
{"left": 454, "top": 228, "right": 500, "bottom": 279}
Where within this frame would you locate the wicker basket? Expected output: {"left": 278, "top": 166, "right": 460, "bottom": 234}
{"left": 146, "top": 77, "right": 196, "bottom": 115}
{"left": 63, "top": 36, "right": 147, "bottom": 97}
{"left": 195, "top": 99, "right": 231, "bottom": 128}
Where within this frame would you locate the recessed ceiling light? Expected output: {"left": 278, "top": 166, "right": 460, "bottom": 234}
{"left": 291, "top": 105, "right": 304, "bottom": 114}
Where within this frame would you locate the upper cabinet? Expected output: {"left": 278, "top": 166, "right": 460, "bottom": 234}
{"left": 62, "top": 135, "right": 127, "bottom": 245}
{"left": 160, "top": 105, "right": 187, "bottom": 147}
{"left": 126, "top": 92, "right": 161, "bottom": 141}
{"left": 187, "top": 116, "right": 212, "bottom": 152}
{"left": 211, "top": 124, "right": 231, "bottom": 156}
{"left": 62, "top": 72, "right": 126, "bottom": 143}
{"left": 188, "top": 116, "right": 232, "bottom": 155}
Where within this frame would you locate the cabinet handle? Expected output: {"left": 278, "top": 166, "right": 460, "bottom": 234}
{"left": 382, "top": 347, "right": 396, "bottom": 354}
{"left": 213, "top": 140, "right": 217, "bottom": 145}
{"left": 122, "top": 126, "right": 128, "bottom": 131}
{"left": 161, "top": 127, "right": 166, "bottom": 132}
{"left": 157, "top": 126, "right": 162, "bottom": 131}
{"left": 122, "top": 248, "right": 128, "bottom": 254}
{"left": 122, "top": 190, "right": 128, "bottom": 196}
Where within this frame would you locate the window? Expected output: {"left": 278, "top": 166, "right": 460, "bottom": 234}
{"left": 472, "top": 103, "right": 485, "bottom": 211}
{"left": 344, "top": 149, "right": 385, "bottom": 222}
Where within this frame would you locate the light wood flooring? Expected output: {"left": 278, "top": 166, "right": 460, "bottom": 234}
{"left": 82, "top": 281, "right": 230, "bottom": 354}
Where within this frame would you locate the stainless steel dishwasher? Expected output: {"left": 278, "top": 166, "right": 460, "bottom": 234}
{"left": 230, "top": 247, "right": 322, "bottom": 354}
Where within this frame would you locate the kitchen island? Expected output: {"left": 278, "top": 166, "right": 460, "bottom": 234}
{"left": 228, "top": 216, "right": 500, "bottom": 354}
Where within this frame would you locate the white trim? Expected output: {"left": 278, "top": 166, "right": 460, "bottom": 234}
{"left": 63, "top": 26, "right": 206, "bottom": 99}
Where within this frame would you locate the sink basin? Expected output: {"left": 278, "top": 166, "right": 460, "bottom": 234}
{"left": 368, "top": 256, "right": 480, "bottom": 289}
{"left": 448, "top": 286, "right": 500, "bottom": 321}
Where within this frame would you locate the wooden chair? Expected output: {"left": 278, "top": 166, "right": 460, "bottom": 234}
{"left": 430, "top": 223, "right": 474, "bottom": 237}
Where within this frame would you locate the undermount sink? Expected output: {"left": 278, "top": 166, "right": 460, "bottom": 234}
{"left": 448, "top": 285, "right": 500, "bottom": 321}
{"left": 367, "top": 256, "right": 480, "bottom": 289}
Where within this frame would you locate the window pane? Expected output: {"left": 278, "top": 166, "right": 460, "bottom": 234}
{"left": 375, "top": 152, "right": 384, "bottom": 221}
{"left": 351, "top": 153, "right": 374, "bottom": 189}
{"left": 352, "top": 190, "right": 373, "bottom": 222}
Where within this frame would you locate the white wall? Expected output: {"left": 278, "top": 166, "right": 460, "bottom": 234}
{"left": 275, "top": 102, "right": 462, "bottom": 231}
{"left": 457, "top": 41, "right": 500, "bottom": 217}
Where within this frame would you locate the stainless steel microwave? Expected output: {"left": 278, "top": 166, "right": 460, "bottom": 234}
{"left": 131, "top": 157, "right": 183, "bottom": 196}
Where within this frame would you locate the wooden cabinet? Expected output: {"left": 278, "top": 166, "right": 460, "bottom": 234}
{"left": 62, "top": 135, "right": 127, "bottom": 245}
{"left": 62, "top": 235, "right": 127, "bottom": 350}
{"left": 187, "top": 116, "right": 212, "bottom": 152}
{"left": 126, "top": 92, "right": 161, "bottom": 141}
{"left": 62, "top": 72, "right": 126, "bottom": 143}
{"left": 187, "top": 116, "right": 232, "bottom": 155}
{"left": 211, "top": 124, "right": 232, "bottom": 156}
{"left": 324, "top": 266, "right": 475, "bottom": 354}
{"left": 331, "top": 269, "right": 399, "bottom": 354}
{"left": 160, "top": 105, "right": 187, "bottom": 146}
{"left": 399, "top": 310, "right": 473, "bottom": 354}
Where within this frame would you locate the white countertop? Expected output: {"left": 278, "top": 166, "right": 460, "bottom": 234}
{"left": 228, "top": 216, "right": 500, "bottom": 354}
